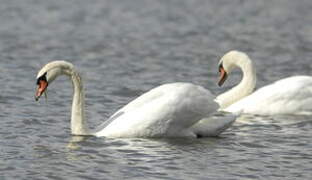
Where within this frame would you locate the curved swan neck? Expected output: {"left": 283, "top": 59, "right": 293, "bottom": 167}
{"left": 70, "top": 69, "right": 90, "bottom": 135}
{"left": 37, "top": 61, "right": 91, "bottom": 135}
{"left": 216, "top": 56, "right": 256, "bottom": 109}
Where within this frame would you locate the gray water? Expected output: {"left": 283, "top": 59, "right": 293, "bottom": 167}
{"left": 1, "top": 0, "right": 312, "bottom": 179}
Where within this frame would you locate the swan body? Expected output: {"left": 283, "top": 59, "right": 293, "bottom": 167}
{"left": 95, "top": 83, "right": 231, "bottom": 137}
{"left": 224, "top": 76, "right": 312, "bottom": 115}
{"left": 216, "top": 51, "right": 312, "bottom": 115}
{"left": 35, "top": 61, "right": 236, "bottom": 138}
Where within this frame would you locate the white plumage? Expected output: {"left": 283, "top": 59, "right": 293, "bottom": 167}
{"left": 216, "top": 51, "right": 312, "bottom": 115}
{"left": 35, "top": 61, "right": 236, "bottom": 138}
{"left": 225, "top": 76, "right": 312, "bottom": 115}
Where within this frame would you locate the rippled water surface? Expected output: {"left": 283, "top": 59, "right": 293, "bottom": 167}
{"left": 1, "top": 0, "right": 312, "bottom": 179}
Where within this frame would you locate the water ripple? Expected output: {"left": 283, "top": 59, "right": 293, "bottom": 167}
{"left": 1, "top": 0, "right": 312, "bottom": 179}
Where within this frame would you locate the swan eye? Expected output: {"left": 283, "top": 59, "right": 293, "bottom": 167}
{"left": 36, "top": 72, "right": 47, "bottom": 85}
{"left": 218, "top": 63, "right": 224, "bottom": 72}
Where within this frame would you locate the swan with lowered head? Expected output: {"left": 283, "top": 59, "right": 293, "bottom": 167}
{"left": 215, "top": 50, "right": 312, "bottom": 115}
{"left": 35, "top": 61, "right": 236, "bottom": 138}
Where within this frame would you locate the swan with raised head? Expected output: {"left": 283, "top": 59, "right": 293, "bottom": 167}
{"left": 35, "top": 61, "right": 236, "bottom": 138}
{"left": 215, "top": 50, "right": 312, "bottom": 115}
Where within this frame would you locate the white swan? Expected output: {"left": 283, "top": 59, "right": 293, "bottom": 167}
{"left": 215, "top": 50, "right": 312, "bottom": 115}
{"left": 35, "top": 61, "right": 236, "bottom": 138}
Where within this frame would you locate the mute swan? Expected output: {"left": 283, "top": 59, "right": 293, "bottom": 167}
{"left": 215, "top": 51, "right": 312, "bottom": 115}
{"left": 35, "top": 61, "right": 236, "bottom": 138}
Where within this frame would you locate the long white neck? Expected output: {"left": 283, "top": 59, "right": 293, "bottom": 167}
{"left": 216, "top": 59, "right": 256, "bottom": 109}
{"left": 70, "top": 70, "right": 90, "bottom": 135}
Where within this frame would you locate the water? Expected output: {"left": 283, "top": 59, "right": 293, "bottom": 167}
{"left": 1, "top": 0, "right": 312, "bottom": 179}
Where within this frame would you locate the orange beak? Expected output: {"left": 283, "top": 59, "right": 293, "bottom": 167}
{"left": 218, "top": 67, "right": 228, "bottom": 87}
{"left": 35, "top": 80, "right": 48, "bottom": 101}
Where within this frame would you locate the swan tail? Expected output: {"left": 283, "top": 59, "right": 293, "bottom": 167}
{"left": 191, "top": 112, "right": 237, "bottom": 137}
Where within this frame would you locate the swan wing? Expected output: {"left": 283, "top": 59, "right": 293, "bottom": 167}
{"left": 95, "top": 83, "right": 170, "bottom": 132}
{"left": 95, "top": 83, "right": 218, "bottom": 137}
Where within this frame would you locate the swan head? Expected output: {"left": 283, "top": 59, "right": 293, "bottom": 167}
{"left": 35, "top": 60, "right": 74, "bottom": 101}
{"left": 217, "top": 50, "right": 251, "bottom": 86}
